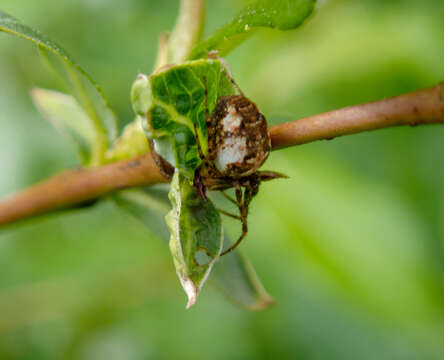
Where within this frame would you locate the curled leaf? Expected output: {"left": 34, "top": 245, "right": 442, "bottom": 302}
{"left": 137, "top": 58, "right": 234, "bottom": 178}
{"left": 166, "top": 171, "right": 223, "bottom": 308}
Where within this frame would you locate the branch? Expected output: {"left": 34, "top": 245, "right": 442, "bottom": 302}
{"left": 0, "top": 83, "right": 443, "bottom": 226}
{"left": 270, "top": 82, "right": 444, "bottom": 149}
{"left": 0, "top": 155, "right": 166, "bottom": 226}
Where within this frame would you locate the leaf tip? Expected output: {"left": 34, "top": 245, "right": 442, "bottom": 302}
{"left": 30, "top": 87, "right": 47, "bottom": 103}
{"left": 30, "top": 86, "right": 41, "bottom": 96}
{"left": 180, "top": 276, "right": 198, "bottom": 309}
{"left": 250, "top": 293, "right": 276, "bottom": 311}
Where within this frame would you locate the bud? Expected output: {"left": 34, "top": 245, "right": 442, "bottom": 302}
{"left": 131, "top": 73, "right": 152, "bottom": 116}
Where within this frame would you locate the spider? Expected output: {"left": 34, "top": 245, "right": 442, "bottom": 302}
{"left": 149, "top": 68, "right": 286, "bottom": 256}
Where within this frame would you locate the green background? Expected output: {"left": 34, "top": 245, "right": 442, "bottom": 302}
{"left": 1, "top": 0, "right": 444, "bottom": 358}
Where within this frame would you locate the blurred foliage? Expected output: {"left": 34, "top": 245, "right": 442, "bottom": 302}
{"left": 0, "top": 9, "right": 119, "bottom": 166}
{"left": 0, "top": 0, "right": 444, "bottom": 359}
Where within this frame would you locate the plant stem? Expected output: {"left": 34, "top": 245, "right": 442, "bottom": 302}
{"left": 168, "top": 0, "right": 205, "bottom": 64}
{"left": 0, "top": 83, "right": 443, "bottom": 226}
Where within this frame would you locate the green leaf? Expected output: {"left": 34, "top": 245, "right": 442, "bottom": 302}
{"left": 188, "top": 0, "right": 316, "bottom": 59}
{"left": 113, "top": 185, "right": 273, "bottom": 310}
{"left": 0, "top": 10, "right": 117, "bottom": 164}
{"left": 31, "top": 88, "right": 96, "bottom": 164}
{"left": 113, "top": 186, "right": 172, "bottom": 242}
{"left": 166, "top": 171, "right": 223, "bottom": 308}
{"left": 138, "top": 58, "right": 234, "bottom": 178}
{"left": 211, "top": 250, "right": 274, "bottom": 310}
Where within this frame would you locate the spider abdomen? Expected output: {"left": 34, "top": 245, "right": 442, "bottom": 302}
{"left": 207, "top": 95, "right": 271, "bottom": 178}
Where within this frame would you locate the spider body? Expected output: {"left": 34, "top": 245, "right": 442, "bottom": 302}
{"left": 198, "top": 95, "right": 271, "bottom": 186}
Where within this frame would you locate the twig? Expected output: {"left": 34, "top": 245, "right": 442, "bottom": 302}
{"left": 0, "top": 83, "right": 443, "bottom": 226}
{"left": 0, "top": 155, "right": 166, "bottom": 226}
{"left": 270, "top": 82, "right": 444, "bottom": 149}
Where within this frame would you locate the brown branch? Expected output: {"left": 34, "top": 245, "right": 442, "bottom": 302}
{"left": 270, "top": 82, "right": 444, "bottom": 149}
{"left": 0, "top": 83, "right": 443, "bottom": 226}
{"left": 0, "top": 155, "right": 167, "bottom": 226}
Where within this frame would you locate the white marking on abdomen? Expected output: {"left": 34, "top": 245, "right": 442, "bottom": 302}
{"left": 215, "top": 136, "right": 247, "bottom": 173}
{"left": 222, "top": 105, "right": 242, "bottom": 133}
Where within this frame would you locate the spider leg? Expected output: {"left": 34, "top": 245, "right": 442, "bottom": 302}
{"left": 244, "top": 177, "right": 260, "bottom": 206}
{"left": 234, "top": 183, "right": 243, "bottom": 208}
{"left": 221, "top": 190, "right": 237, "bottom": 205}
{"left": 221, "top": 183, "right": 248, "bottom": 256}
{"left": 257, "top": 170, "right": 288, "bottom": 182}
{"left": 193, "top": 170, "right": 207, "bottom": 199}
{"left": 192, "top": 76, "right": 211, "bottom": 162}
{"left": 207, "top": 52, "right": 245, "bottom": 97}
{"left": 148, "top": 139, "right": 174, "bottom": 180}
{"left": 202, "top": 76, "right": 211, "bottom": 125}
{"left": 192, "top": 121, "right": 205, "bottom": 161}
{"left": 223, "top": 71, "right": 245, "bottom": 97}
{"left": 220, "top": 213, "right": 248, "bottom": 256}
{"left": 216, "top": 208, "right": 242, "bottom": 221}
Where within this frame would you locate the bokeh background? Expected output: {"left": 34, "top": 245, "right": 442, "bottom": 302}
{"left": 1, "top": 0, "right": 444, "bottom": 359}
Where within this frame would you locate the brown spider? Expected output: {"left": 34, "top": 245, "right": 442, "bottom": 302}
{"left": 149, "top": 71, "right": 286, "bottom": 256}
